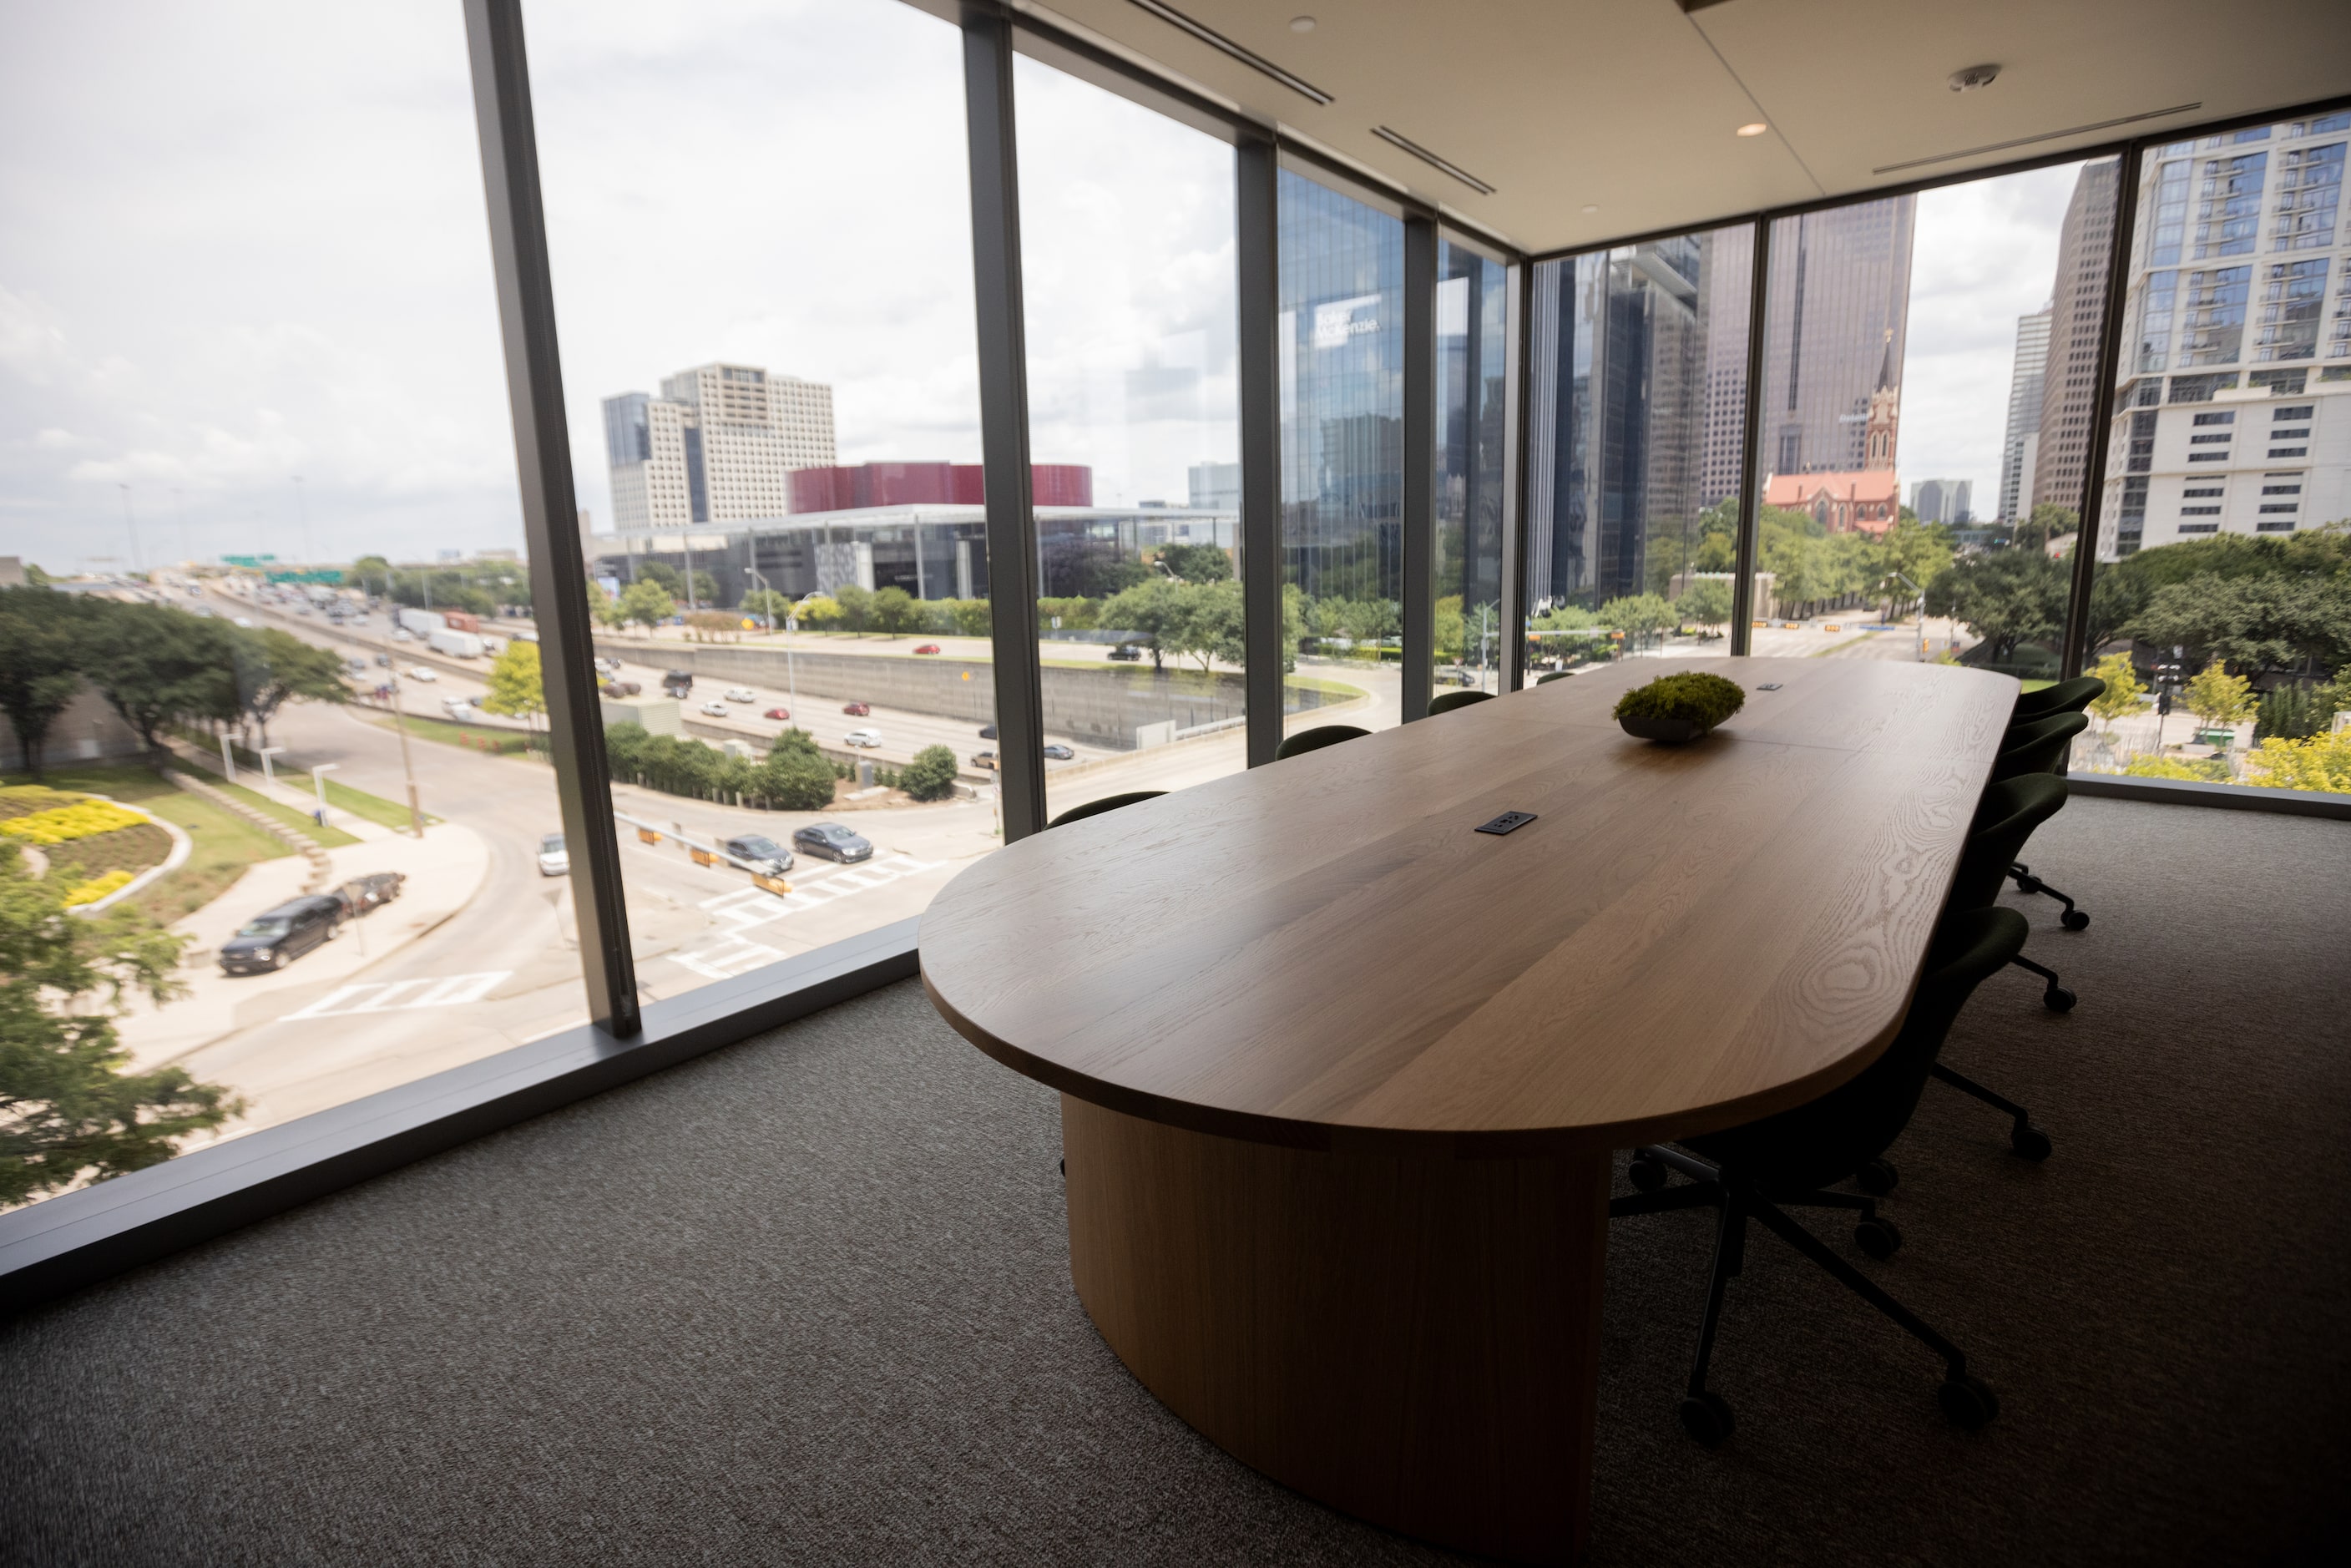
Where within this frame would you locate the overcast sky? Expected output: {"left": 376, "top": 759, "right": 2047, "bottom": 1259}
{"left": 3, "top": 0, "right": 2078, "bottom": 573}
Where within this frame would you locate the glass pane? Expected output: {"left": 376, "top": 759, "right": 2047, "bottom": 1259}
{"left": 1436, "top": 241, "right": 1508, "bottom": 695}
{"left": 2, "top": 6, "right": 587, "bottom": 1206}
{"left": 1011, "top": 56, "right": 1243, "bottom": 824}
{"left": 1527, "top": 225, "right": 1751, "bottom": 675}
{"left": 533, "top": 0, "right": 994, "bottom": 999}
{"left": 1282, "top": 172, "right": 1404, "bottom": 740}
{"left": 2084, "top": 112, "right": 2351, "bottom": 794}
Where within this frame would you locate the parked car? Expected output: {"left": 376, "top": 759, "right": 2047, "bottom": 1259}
{"left": 594, "top": 657, "right": 620, "bottom": 675}
{"left": 537, "top": 832, "right": 569, "bottom": 877}
{"left": 341, "top": 872, "right": 406, "bottom": 913}
{"left": 723, "top": 833, "right": 793, "bottom": 875}
{"left": 217, "top": 895, "right": 341, "bottom": 975}
{"left": 762, "top": 706, "right": 791, "bottom": 721}
{"left": 1107, "top": 642, "right": 1142, "bottom": 661}
{"left": 971, "top": 750, "right": 999, "bottom": 771}
{"left": 844, "top": 728, "right": 883, "bottom": 748}
{"left": 913, "top": 644, "right": 942, "bottom": 655}
{"left": 374, "top": 652, "right": 392, "bottom": 666}
{"left": 391, "top": 627, "right": 412, "bottom": 640}
{"left": 723, "top": 685, "right": 756, "bottom": 703}
{"left": 700, "top": 700, "right": 730, "bottom": 716}
{"left": 407, "top": 666, "right": 437, "bottom": 682}
{"left": 442, "top": 696, "right": 478, "bottom": 721}
{"left": 842, "top": 701, "right": 872, "bottom": 716}
{"left": 977, "top": 723, "right": 998, "bottom": 739}
{"left": 1042, "top": 743, "right": 1076, "bottom": 760}
{"left": 792, "top": 822, "right": 874, "bottom": 863}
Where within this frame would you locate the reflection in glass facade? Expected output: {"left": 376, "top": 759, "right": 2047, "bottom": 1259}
{"left": 1435, "top": 240, "right": 1507, "bottom": 691}
{"left": 1758, "top": 200, "right": 1916, "bottom": 478}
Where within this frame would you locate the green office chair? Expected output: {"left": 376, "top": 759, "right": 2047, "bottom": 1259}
{"left": 1615, "top": 906, "right": 2028, "bottom": 1445}
{"left": 1274, "top": 724, "right": 1369, "bottom": 761}
{"left": 1989, "top": 710, "right": 2087, "bottom": 781}
{"left": 1427, "top": 689, "right": 1494, "bottom": 716}
{"left": 2010, "top": 674, "right": 2105, "bottom": 723}
{"left": 1047, "top": 790, "right": 1165, "bottom": 828}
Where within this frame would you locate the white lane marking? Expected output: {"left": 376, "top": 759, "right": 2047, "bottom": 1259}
{"left": 667, "top": 855, "right": 943, "bottom": 979}
{"left": 281, "top": 970, "right": 513, "bottom": 1020}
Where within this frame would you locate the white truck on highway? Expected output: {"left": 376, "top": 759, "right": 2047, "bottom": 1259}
{"left": 428, "top": 628, "right": 486, "bottom": 660}
{"left": 397, "top": 608, "right": 447, "bottom": 638}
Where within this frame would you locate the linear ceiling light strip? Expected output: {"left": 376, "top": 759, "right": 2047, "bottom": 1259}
{"left": 1125, "top": 0, "right": 1333, "bottom": 105}
{"left": 1873, "top": 103, "right": 2202, "bottom": 175}
{"left": 1370, "top": 126, "right": 1496, "bottom": 195}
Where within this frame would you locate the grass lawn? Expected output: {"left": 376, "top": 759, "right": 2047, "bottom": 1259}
{"left": 2, "top": 764, "right": 293, "bottom": 927}
{"left": 210, "top": 730, "right": 442, "bottom": 828}
{"left": 1284, "top": 674, "right": 1372, "bottom": 701}
{"left": 354, "top": 707, "right": 543, "bottom": 767}
{"left": 204, "top": 777, "right": 361, "bottom": 849}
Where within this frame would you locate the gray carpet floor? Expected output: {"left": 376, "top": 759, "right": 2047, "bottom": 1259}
{"left": 4, "top": 797, "right": 2348, "bottom": 1566}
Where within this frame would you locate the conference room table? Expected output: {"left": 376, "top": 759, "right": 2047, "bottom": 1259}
{"left": 920, "top": 657, "right": 2019, "bottom": 1563}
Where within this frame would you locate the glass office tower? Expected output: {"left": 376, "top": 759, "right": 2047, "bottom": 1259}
{"left": 1756, "top": 198, "right": 1918, "bottom": 478}
{"left": 1435, "top": 239, "right": 1508, "bottom": 693}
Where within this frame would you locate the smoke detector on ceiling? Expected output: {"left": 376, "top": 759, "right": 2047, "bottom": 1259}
{"left": 1949, "top": 63, "right": 2001, "bottom": 93}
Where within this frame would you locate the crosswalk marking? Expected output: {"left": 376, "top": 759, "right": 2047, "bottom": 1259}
{"left": 281, "top": 969, "right": 512, "bottom": 1020}
{"left": 668, "top": 854, "right": 943, "bottom": 979}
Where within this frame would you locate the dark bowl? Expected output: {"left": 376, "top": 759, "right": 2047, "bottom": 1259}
{"left": 1619, "top": 715, "right": 1716, "bottom": 744}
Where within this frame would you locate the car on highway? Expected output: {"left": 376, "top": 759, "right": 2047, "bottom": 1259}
{"left": 340, "top": 872, "right": 407, "bottom": 914}
{"left": 762, "top": 706, "right": 791, "bottom": 721}
{"left": 913, "top": 644, "right": 941, "bottom": 655}
{"left": 594, "top": 657, "right": 621, "bottom": 675}
{"left": 723, "top": 685, "right": 756, "bottom": 702}
{"left": 842, "top": 701, "right": 872, "bottom": 716}
{"left": 392, "top": 627, "right": 412, "bottom": 641}
{"left": 375, "top": 652, "right": 392, "bottom": 666}
{"left": 844, "top": 727, "right": 882, "bottom": 748}
{"left": 407, "top": 666, "right": 437, "bottom": 682}
{"left": 1107, "top": 642, "right": 1142, "bottom": 661}
{"left": 792, "top": 822, "right": 873, "bottom": 863}
{"left": 977, "top": 723, "right": 997, "bottom": 739}
{"left": 971, "top": 750, "right": 999, "bottom": 770}
{"left": 442, "top": 696, "right": 478, "bottom": 721}
{"left": 538, "top": 833, "right": 569, "bottom": 877}
{"left": 233, "top": 616, "right": 255, "bottom": 628}
{"left": 700, "top": 700, "right": 730, "bottom": 716}
{"left": 723, "top": 833, "right": 793, "bottom": 874}
{"left": 217, "top": 895, "right": 342, "bottom": 975}
{"left": 663, "top": 670, "right": 694, "bottom": 695}
{"left": 1042, "top": 743, "right": 1076, "bottom": 760}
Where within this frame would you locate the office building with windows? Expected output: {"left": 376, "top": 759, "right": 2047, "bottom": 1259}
{"left": 2035, "top": 161, "right": 2121, "bottom": 520}
{"left": 2000, "top": 307, "right": 2053, "bottom": 519}
{"left": 1909, "top": 477, "right": 1974, "bottom": 526}
{"left": 603, "top": 363, "right": 836, "bottom": 531}
{"left": 1752, "top": 197, "right": 1917, "bottom": 478}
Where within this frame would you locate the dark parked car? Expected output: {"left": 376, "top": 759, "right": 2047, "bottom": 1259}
{"left": 218, "top": 895, "right": 342, "bottom": 975}
{"left": 842, "top": 701, "right": 872, "bottom": 716}
{"left": 791, "top": 822, "right": 874, "bottom": 863}
{"left": 339, "top": 872, "right": 406, "bottom": 915}
{"left": 725, "top": 833, "right": 794, "bottom": 874}
{"left": 1107, "top": 642, "right": 1142, "bottom": 661}
{"left": 971, "top": 750, "right": 999, "bottom": 771}
{"left": 978, "top": 723, "right": 998, "bottom": 739}
{"left": 1042, "top": 743, "right": 1076, "bottom": 760}
{"left": 662, "top": 670, "right": 694, "bottom": 695}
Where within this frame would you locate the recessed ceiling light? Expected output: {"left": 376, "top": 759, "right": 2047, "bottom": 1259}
{"left": 1290, "top": 15, "right": 1315, "bottom": 31}
{"left": 1736, "top": 122, "right": 1768, "bottom": 138}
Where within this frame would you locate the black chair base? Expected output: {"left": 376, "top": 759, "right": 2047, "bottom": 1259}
{"left": 2012, "top": 953, "right": 2075, "bottom": 1011}
{"left": 2009, "top": 861, "right": 2089, "bottom": 930}
{"left": 1929, "top": 1064, "right": 2055, "bottom": 1160}
{"left": 1613, "top": 1149, "right": 1997, "bottom": 1444}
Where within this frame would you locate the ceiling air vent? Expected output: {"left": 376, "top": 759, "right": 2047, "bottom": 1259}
{"left": 1370, "top": 127, "right": 1496, "bottom": 195}
{"left": 1125, "top": 0, "right": 1333, "bottom": 105}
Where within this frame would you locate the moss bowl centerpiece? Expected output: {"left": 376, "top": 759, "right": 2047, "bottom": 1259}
{"left": 1615, "top": 671, "right": 1746, "bottom": 744}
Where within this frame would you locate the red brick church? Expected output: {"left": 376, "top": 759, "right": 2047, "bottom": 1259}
{"left": 1762, "top": 331, "right": 1903, "bottom": 537}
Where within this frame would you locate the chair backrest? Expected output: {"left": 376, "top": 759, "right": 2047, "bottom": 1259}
{"left": 1990, "top": 710, "right": 2087, "bottom": 781}
{"left": 1947, "top": 773, "right": 2067, "bottom": 911}
{"left": 2011, "top": 675, "right": 2105, "bottom": 722}
{"left": 1427, "top": 689, "right": 1494, "bottom": 716}
{"left": 1046, "top": 790, "right": 1166, "bottom": 829}
{"left": 1274, "top": 724, "right": 1370, "bottom": 761}
{"left": 1535, "top": 671, "right": 1575, "bottom": 685}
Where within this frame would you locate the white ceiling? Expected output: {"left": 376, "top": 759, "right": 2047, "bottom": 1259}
{"left": 1014, "top": 0, "right": 2351, "bottom": 253}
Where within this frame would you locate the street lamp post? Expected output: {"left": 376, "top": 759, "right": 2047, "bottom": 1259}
{"left": 257, "top": 746, "right": 286, "bottom": 796}
{"left": 311, "top": 761, "right": 338, "bottom": 828}
{"left": 218, "top": 731, "right": 238, "bottom": 785}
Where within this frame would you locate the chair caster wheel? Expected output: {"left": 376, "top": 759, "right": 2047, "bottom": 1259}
{"left": 1678, "top": 1391, "right": 1734, "bottom": 1446}
{"left": 1059, "top": 1158, "right": 1065, "bottom": 1177}
{"left": 1628, "top": 1155, "right": 1667, "bottom": 1192}
{"left": 2010, "top": 1125, "right": 2052, "bottom": 1161}
{"left": 2043, "top": 985, "right": 2076, "bottom": 1012}
{"left": 2060, "top": 909, "right": 2089, "bottom": 931}
{"left": 1855, "top": 1216, "right": 1903, "bottom": 1260}
{"left": 1856, "top": 1157, "right": 1898, "bottom": 1197}
{"left": 1938, "top": 1373, "right": 2000, "bottom": 1430}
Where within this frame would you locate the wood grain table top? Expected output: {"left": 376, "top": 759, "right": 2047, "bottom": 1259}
{"left": 921, "top": 657, "right": 2019, "bottom": 1156}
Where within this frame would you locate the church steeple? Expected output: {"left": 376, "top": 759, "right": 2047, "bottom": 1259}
{"left": 1864, "top": 328, "right": 1900, "bottom": 471}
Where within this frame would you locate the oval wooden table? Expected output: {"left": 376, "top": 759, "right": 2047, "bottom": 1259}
{"left": 921, "top": 658, "right": 2018, "bottom": 1563}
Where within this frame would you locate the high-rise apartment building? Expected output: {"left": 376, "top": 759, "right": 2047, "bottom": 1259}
{"left": 1745, "top": 197, "right": 1917, "bottom": 480}
{"left": 1909, "top": 478, "right": 1974, "bottom": 526}
{"left": 603, "top": 362, "right": 837, "bottom": 531}
{"left": 1998, "top": 307, "right": 2053, "bottom": 520}
{"left": 2032, "top": 161, "right": 2121, "bottom": 520}
{"left": 2104, "top": 113, "right": 2351, "bottom": 556}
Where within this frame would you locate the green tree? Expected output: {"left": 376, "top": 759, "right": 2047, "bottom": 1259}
{"left": 345, "top": 554, "right": 394, "bottom": 596}
{"left": 1678, "top": 578, "right": 1734, "bottom": 633}
{"left": 616, "top": 579, "right": 675, "bottom": 633}
{"left": 2130, "top": 573, "right": 2348, "bottom": 680}
{"left": 2244, "top": 727, "right": 2351, "bottom": 793}
{"left": 586, "top": 579, "right": 625, "bottom": 631}
{"left": 0, "top": 841, "right": 240, "bottom": 1205}
{"left": 755, "top": 729, "right": 836, "bottom": 810}
{"left": 1159, "top": 542, "right": 1234, "bottom": 584}
{"left": 900, "top": 744, "right": 959, "bottom": 802}
{"left": 1924, "top": 549, "right": 2069, "bottom": 668}
{"left": 870, "top": 586, "right": 920, "bottom": 636}
{"left": 1100, "top": 578, "right": 1187, "bottom": 672}
{"left": 2182, "top": 659, "right": 2255, "bottom": 734}
{"left": 2086, "top": 652, "right": 2146, "bottom": 733}
{"left": 0, "top": 587, "right": 92, "bottom": 781}
{"left": 1597, "top": 593, "right": 1674, "bottom": 655}
{"left": 480, "top": 640, "right": 546, "bottom": 731}
{"left": 84, "top": 602, "right": 237, "bottom": 758}
{"left": 1433, "top": 594, "right": 1466, "bottom": 663}
{"left": 2015, "top": 504, "right": 2080, "bottom": 554}
{"left": 1869, "top": 519, "right": 1954, "bottom": 622}
{"left": 739, "top": 589, "right": 793, "bottom": 627}
{"left": 832, "top": 583, "right": 874, "bottom": 634}
{"left": 231, "top": 625, "right": 348, "bottom": 746}
{"left": 1173, "top": 579, "right": 1247, "bottom": 674}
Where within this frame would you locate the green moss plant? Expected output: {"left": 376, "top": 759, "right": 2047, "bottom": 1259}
{"left": 1614, "top": 671, "right": 1747, "bottom": 729}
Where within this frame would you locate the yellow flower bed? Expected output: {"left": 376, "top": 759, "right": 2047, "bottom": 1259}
{"left": 0, "top": 799, "right": 149, "bottom": 845}
{"left": 63, "top": 868, "right": 137, "bottom": 907}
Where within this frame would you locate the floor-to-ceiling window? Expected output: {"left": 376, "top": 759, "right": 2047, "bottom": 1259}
{"left": 529, "top": 0, "right": 993, "bottom": 997}
{"left": 2081, "top": 111, "right": 2351, "bottom": 794}
{"left": 1526, "top": 225, "right": 1751, "bottom": 674}
{"left": 1010, "top": 54, "right": 1246, "bottom": 822}
{"left": 1436, "top": 238, "right": 1508, "bottom": 695}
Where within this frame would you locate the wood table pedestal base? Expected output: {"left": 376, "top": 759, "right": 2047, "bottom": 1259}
{"left": 1061, "top": 1095, "right": 1611, "bottom": 1564}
